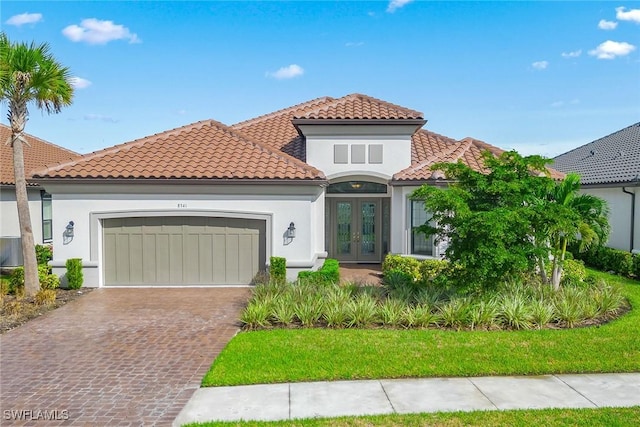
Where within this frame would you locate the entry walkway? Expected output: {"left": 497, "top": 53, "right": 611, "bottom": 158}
{"left": 174, "top": 373, "right": 640, "bottom": 425}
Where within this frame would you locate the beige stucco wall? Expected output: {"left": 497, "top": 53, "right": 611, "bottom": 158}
{"left": 41, "top": 182, "right": 327, "bottom": 286}
{"left": 582, "top": 186, "right": 639, "bottom": 252}
{"left": 0, "top": 186, "right": 45, "bottom": 242}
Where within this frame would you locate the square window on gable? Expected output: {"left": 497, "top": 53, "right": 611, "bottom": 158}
{"left": 334, "top": 144, "right": 348, "bottom": 164}
{"left": 351, "top": 144, "right": 366, "bottom": 164}
{"left": 369, "top": 144, "right": 383, "bottom": 164}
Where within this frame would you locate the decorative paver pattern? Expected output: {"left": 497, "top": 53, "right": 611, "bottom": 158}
{"left": 0, "top": 287, "right": 250, "bottom": 426}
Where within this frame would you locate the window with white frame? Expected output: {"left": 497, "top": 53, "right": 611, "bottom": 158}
{"left": 41, "top": 191, "right": 52, "bottom": 243}
{"left": 411, "top": 200, "right": 433, "bottom": 255}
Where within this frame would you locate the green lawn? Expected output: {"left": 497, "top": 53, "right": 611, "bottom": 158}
{"left": 185, "top": 406, "right": 640, "bottom": 427}
{"left": 203, "top": 270, "right": 639, "bottom": 387}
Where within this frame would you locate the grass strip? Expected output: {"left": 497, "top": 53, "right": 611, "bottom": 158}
{"left": 203, "top": 271, "right": 639, "bottom": 387}
{"left": 184, "top": 406, "right": 640, "bottom": 427}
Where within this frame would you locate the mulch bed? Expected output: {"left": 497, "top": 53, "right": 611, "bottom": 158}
{"left": 0, "top": 288, "right": 93, "bottom": 334}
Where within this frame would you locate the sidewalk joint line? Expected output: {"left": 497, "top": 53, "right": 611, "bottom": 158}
{"left": 553, "top": 375, "right": 599, "bottom": 408}
{"left": 379, "top": 380, "right": 397, "bottom": 413}
{"left": 288, "top": 383, "right": 292, "bottom": 419}
{"left": 468, "top": 377, "right": 499, "bottom": 410}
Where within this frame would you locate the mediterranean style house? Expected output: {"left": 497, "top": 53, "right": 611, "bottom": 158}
{"left": 32, "top": 94, "right": 514, "bottom": 286}
{"left": 553, "top": 122, "right": 640, "bottom": 253}
{"left": 0, "top": 124, "right": 79, "bottom": 267}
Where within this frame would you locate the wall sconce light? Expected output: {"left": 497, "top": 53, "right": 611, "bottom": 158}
{"left": 286, "top": 222, "right": 296, "bottom": 239}
{"left": 350, "top": 181, "right": 363, "bottom": 190}
{"left": 63, "top": 221, "right": 75, "bottom": 245}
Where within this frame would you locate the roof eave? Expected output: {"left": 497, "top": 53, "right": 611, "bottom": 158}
{"left": 292, "top": 118, "right": 427, "bottom": 135}
{"left": 30, "top": 177, "right": 329, "bottom": 186}
{"left": 389, "top": 179, "right": 455, "bottom": 187}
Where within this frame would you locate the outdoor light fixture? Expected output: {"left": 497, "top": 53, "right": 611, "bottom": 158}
{"left": 350, "top": 181, "right": 363, "bottom": 190}
{"left": 63, "top": 221, "right": 75, "bottom": 245}
{"left": 286, "top": 222, "right": 296, "bottom": 239}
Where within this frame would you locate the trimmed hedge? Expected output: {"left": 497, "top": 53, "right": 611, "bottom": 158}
{"left": 571, "top": 244, "right": 636, "bottom": 278}
{"left": 9, "top": 265, "right": 60, "bottom": 294}
{"left": 65, "top": 258, "right": 84, "bottom": 289}
{"left": 298, "top": 258, "right": 340, "bottom": 285}
{"left": 269, "top": 256, "right": 287, "bottom": 284}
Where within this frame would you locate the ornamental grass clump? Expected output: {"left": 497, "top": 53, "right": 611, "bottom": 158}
{"left": 379, "top": 298, "right": 405, "bottom": 327}
{"left": 498, "top": 294, "right": 533, "bottom": 330}
{"left": 346, "top": 293, "right": 378, "bottom": 327}
{"left": 438, "top": 298, "right": 472, "bottom": 330}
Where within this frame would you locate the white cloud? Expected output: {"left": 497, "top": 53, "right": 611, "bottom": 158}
{"left": 551, "top": 101, "right": 564, "bottom": 108}
{"left": 551, "top": 99, "right": 580, "bottom": 108}
{"left": 345, "top": 41, "right": 364, "bottom": 47}
{"left": 532, "top": 60, "right": 549, "bottom": 70}
{"left": 387, "top": 0, "right": 413, "bottom": 13}
{"left": 69, "top": 77, "right": 92, "bottom": 89}
{"left": 6, "top": 12, "right": 43, "bottom": 26}
{"left": 561, "top": 50, "right": 582, "bottom": 58}
{"left": 598, "top": 19, "right": 618, "bottom": 30}
{"left": 84, "top": 114, "right": 117, "bottom": 123}
{"left": 616, "top": 7, "right": 640, "bottom": 23}
{"left": 62, "top": 18, "right": 141, "bottom": 45}
{"left": 266, "top": 64, "right": 304, "bottom": 80}
{"left": 588, "top": 40, "right": 636, "bottom": 59}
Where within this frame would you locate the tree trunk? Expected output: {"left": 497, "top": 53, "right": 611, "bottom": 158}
{"left": 10, "top": 116, "right": 39, "bottom": 297}
{"left": 550, "top": 238, "right": 568, "bottom": 291}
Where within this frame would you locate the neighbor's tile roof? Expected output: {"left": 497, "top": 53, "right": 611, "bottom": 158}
{"left": 0, "top": 124, "right": 79, "bottom": 185}
{"left": 553, "top": 122, "right": 640, "bottom": 185}
{"left": 395, "top": 134, "right": 564, "bottom": 182}
{"left": 294, "top": 93, "right": 424, "bottom": 120}
{"left": 33, "top": 120, "right": 325, "bottom": 181}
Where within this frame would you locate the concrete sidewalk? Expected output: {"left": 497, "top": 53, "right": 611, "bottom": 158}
{"left": 173, "top": 373, "right": 640, "bottom": 425}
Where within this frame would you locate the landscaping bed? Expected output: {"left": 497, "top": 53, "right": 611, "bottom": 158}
{"left": 203, "top": 270, "right": 639, "bottom": 386}
{"left": 0, "top": 287, "right": 92, "bottom": 333}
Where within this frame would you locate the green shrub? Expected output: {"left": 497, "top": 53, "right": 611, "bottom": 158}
{"left": 297, "top": 259, "right": 340, "bottom": 285}
{"left": 270, "top": 256, "right": 287, "bottom": 284}
{"left": 559, "top": 259, "right": 587, "bottom": 287}
{"left": 418, "top": 259, "right": 449, "bottom": 283}
{"left": 240, "top": 300, "right": 272, "bottom": 329}
{"left": 633, "top": 254, "right": 640, "bottom": 278}
{"left": 382, "top": 254, "right": 421, "bottom": 280}
{"left": 9, "top": 267, "right": 24, "bottom": 296}
{"left": 35, "top": 244, "right": 53, "bottom": 266}
{"left": 604, "top": 249, "right": 633, "bottom": 276}
{"left": 65, "top": 258, "right": 84, "bottom": 289}
{"left": 573, "top": 244, "right": 634, "bottom": 277}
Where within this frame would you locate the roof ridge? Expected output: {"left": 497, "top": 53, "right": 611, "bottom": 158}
{"left": 0, "top": 123, "right": 79, "bottom": 156}
{"left": 294, "top": 93, "right": 424, "bottom": 119}
{"left": 32, "top": 120, "right": 218, "bottom": 176}
{"left": 232, "top": 96, "right": 335, "bottom": 128}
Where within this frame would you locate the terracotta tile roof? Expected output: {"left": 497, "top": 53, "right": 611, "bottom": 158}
{"left": 231, "top": 96, "right": 336, "bottom": 160}
{"left": 33, "top": 120, "right": 325, "bottom": 181}
{"left": 294, "top": 93, "right": 424, "bottom": 120}
{"left": 394, "top": 134, "right": 564, "bottom": 182}
{"left": 553, "top": 122, "right": 640, "bottom": 185}
{"left": 0, "top": 124, "right": 79, "bottom": 185}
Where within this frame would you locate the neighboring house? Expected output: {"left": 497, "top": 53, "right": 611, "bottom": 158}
{"left": 0, "top": 124, "right": 79, "bottom": 266}
{"left": 553, "top": 122, "right": 640, "bottom": 252}
{"left": 32, "top": 93, "right": 548, "bottom": 287}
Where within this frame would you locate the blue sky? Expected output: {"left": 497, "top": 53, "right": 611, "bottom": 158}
{"left": 2, "top": 1, "right": 639, "bottom": 157}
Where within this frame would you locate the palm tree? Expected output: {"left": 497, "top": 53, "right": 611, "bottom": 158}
{"left": 1, "top": 33, "right": 73, "bottom": 296}
{"left": 544, "top": 173, "right": 610, "bottom": 289}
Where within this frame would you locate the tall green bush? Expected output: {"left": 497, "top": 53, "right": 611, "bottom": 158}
{"left": 270, "top": 256, "right": 287, "bottom": 284}
{"left": 66, "top": 258, "right": 83, "bottom": 289}
{"left": 35, "top": 244, "right": 53, "bottom": 266}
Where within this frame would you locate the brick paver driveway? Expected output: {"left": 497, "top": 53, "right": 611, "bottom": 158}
{"left": 1, "top": 288, "right": 250, "bottom": 426}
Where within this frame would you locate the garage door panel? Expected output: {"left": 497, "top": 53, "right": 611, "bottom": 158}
{"left": 198, "top": 234, "right": 214, "bottom": 283}
{"left": 129, "top": 233, "right": 144, "bottom": 283}
{"left": 104, "top": 217, "right": 265, "bottom": 286}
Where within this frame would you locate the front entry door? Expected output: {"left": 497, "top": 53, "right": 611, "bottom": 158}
{"left": 332, "top": 199, "right": 381, "bottom": 262}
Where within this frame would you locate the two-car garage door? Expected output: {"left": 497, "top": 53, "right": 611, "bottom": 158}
{"left": 103, "top": 217, "right": 266, "bottom": 286}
